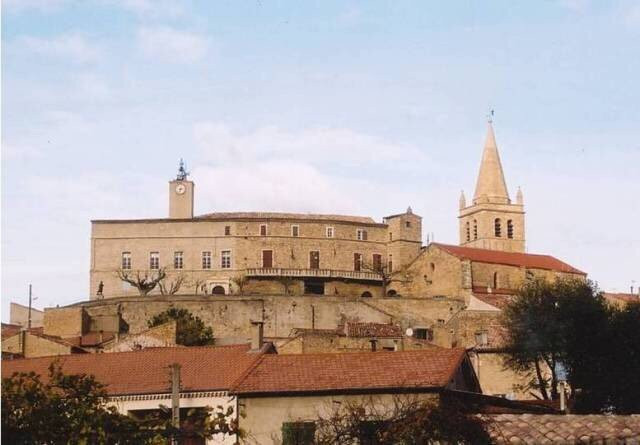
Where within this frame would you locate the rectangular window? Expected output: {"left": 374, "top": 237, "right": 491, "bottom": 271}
{"left": 303, "top": 281, "right": 324, "bottom": 295}
{"left": 202, "top": 251, "right": 211, "bottom": 269}
{"left": 372, "top": 254, "right": 382, "bottom": 272}
{"left": 387, "top": 254, "right": 393, "bottom": 273}
{"left": 291, "top": 225, "right": 299, "bottom": 237}
{"left": 475, "top": 331, "right": 488, "bottom": 346}
{"left": 260, "top": 224, "right": 267, "bottom": 236}
{"left": 356, "top": 229, "right": 368, "bottom": 241}
{"left": 414, "top": 328, "right": 434, "bottom": 341}
{"left": 221, "top": 250, "right": 231, "bottom": 269}
{"left": 309, "top": 251, "right": 320, "bottom": 269}
{"left": 149, "top": 252, "right": 159, "bottom": 270}
{"left": 354, "top": 253, "right": 362, "bottom": 271}
{"left": 389, "top": 232, "right": 393, "bottom": 241}
{"left": 405, "top": 221, "right": 411, "bottom": 228}
{"left": 224, "top": 225, "right": 231, "bottom": 236}
{"left": 326, "top": 227, "right": 334, "bottom": 238}
{"left": 282, "top": 422, "right": 316, "bottom": 445}
{"left": 121, "top": 252, "right": 132, "bottom": 270}
{"left": 173, "top": 251, "right": 183, "bottom": 269}
{"left": 262, "top": 250, "right": 273, "bottom": 268}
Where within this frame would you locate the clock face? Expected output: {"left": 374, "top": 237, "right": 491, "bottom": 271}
{"left": 175, "top": 184, "right": 186, "bottom": 195}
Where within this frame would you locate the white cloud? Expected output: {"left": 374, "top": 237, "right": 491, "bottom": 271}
{"left": 137, "top": 26, "right": 209, "bottom": 63}
{"left": 623, "top": 3, "right": 640, "bottom": 27}
{"left": 193, "top": 123, "right": 427, "bottom": 166}
{"left": 558, "top": 0, "right": 589, "bottom": 13}
{"left": 16, "top": 33, "right": 102, "bottom": 64}
{"left": 2, "top": 144, "right": 43, "bottom": 160}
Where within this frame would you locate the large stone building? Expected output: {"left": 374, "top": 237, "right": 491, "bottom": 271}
{"left": 35, "top": 122, "right": 587, "bottom": 399}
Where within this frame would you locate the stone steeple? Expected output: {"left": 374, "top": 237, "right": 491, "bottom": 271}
{"left": 473, "top": 122, "right": 510, "bottom": 205}
{"left": 458, "top": 121, "right": 525, "bottom": 253}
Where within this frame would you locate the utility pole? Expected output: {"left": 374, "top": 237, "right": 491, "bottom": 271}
{"left": 28, "top": 284, "right": 32, "bottom": 329}
{"left": 170, "top": 363, "right": 181, "bottom": 445}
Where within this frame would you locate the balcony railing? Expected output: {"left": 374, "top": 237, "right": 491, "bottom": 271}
{"left": 245, "top": 268, "right": 383, "bottom": 282}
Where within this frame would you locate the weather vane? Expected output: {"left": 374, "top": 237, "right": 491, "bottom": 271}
{"left": 487, "top": 109, "right": 495, "bottom": 123}
{"left": 176, "top": 158, "right": 189, "bottom": 181}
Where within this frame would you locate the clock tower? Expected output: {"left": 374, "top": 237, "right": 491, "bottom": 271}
{"left": 169, "top": 159, "right": 194, "bottom": 219}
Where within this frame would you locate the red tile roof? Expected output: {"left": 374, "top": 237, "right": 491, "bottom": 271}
{"left": 603, "top": 292, "right": 640, "bottom": 304}
{"left": 344, "top": 322, "right": 403, "bottom": 338}
{"left": 432, "top": 243, "right": 586, "bottom": 275}
{"left": 488, "top": 414, "right": 640, "bottom": 444}
{"left": 472, "top": 293, "right": 512, "bottom": 310}
{"left": 231, "top": 348, "right": 467, "bottom": 395}
{"left": 2, "top": 345, "right": 260, "bottom": 396}
{"left": 1, "top": 323, "right": 22, "bottom": 339}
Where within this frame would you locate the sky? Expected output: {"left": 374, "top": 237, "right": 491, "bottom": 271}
{"left": 2, "top": 0, "right": 639, "bottom": 317}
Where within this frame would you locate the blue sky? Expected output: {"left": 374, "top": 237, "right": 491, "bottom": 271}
{"left": 2, "top": 0, "right": 639, "bottom": 315}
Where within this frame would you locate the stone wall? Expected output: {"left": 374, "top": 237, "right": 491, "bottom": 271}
{"left": 90, "top": 212, "right": 421, "bottom": 300}
{"left": 43, "top": 306, "right": 90, "bottom": 338}
{"left": 2, "top": 332, "right": 74, "bottom": 358}
{"left": 10, "top": 302, "right": 44, "bottom": 328}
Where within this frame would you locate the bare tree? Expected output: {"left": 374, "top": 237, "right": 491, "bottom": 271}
{"left": 360, "top": 260, "right": 414, "bottom": 297}
{"left": 231, "top": 274, "right": 249, "bottom": 295}
{"left": 158, "top": 274, "right": 187, "bottom": 295}
{"left": 191, "top": 277, "right": 207, "bottom": 296}
{"left": 276, "top": 276, "right": 297, "bottom": 296}
{"left": 115, "top": 268, "right": 166, "bottom": 296}
{"left": 310, "top": 395, "right": 491, "bottom": 445}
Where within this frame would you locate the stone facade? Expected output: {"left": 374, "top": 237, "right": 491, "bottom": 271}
{"left": 9, "top": 302, "right": 44, "bottom": 328}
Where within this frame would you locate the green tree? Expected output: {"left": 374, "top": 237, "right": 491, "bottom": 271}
{"left": 2, "top": 363, "right": 241, "bottom": 444}
{"left": 501, "top": 277, "right": 640, "bottom": 413}
{"left": 148, "top": 307, "right": 215, "bottom": 346}
{"left": 2, "top": 363, "right": 154, "bottom": 444}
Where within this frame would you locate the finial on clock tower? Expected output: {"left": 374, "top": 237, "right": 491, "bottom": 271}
{"left": 177, "top": 158, "right": 189, "bottom": 181}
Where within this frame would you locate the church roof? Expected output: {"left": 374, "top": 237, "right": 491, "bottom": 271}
{"left": 432, "top": 243, "right": 586, "bottom": 275}
{"left": 473, "top": 122, "right": 511, "bottom": 205}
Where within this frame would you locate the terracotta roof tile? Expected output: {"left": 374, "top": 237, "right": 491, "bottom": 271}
{"left": 232, "top": 348, "right": 467, "bottom": 395}
{"left": 2, "top": 344, "right": 259, "bottom": 396}
{"left": 433, "top": 243, "right": 586, "bottom": 275}
{"left": 195, "top": 212, "right": 377, "bottom": 225}
{"left": 344, "top": 322, "right": 403, "bottom": 338}
{"left": 472, "top": 293, "right": 513, "bottom": 309}
{"left": 488, "top": 414, "right": 640, "bottom": 444}
{"left": 1, "top": 323, "right": 22, "bottom": 339}
{"left": 603, "top": 292, "right": 640, "bottom": 304}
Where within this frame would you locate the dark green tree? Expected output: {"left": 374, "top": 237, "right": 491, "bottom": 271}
{"left": 148, "top": 307, "right": 215, "bottom": 346}
{"left": 501, "top": 277, "right": 640, "bottom": 413}
{"left": 2, "top": 363, "right": 155, "bottom": 444}
{"left": 2, "top": 363, "right": 240, "bottom": 444}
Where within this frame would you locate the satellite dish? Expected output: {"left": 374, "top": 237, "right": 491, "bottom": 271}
{"left": 405, "top": 328, "right": 414, "bottom": 337}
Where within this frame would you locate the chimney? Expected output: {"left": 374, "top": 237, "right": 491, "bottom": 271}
{"left": 250, "top": 320, "right": 264, "bottom": 351}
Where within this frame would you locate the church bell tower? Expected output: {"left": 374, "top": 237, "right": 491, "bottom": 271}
{"left": 458, "top": 121, "right": 525, "bottom": 252}
{"left": 169, "top": 159, "right": 194, "bottom": 219}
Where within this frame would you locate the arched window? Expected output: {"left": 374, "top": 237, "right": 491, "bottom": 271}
{"left": 494, "top": 218, "right": 502, "bottom": 237}
{"left": 493, "top": 272, "right": 499, "bottom": 290}
{"left": 361, "top": 291, "right": 373, "bottom": 298}
{"left": 386, "top": 289, "right": 398, "bottom": 298}
{"left": 507, "top": 220, "right": 514, "bottom": 239}
{"left": 473, "top": 220, "right": 478, "bottom": 240}
{"left": 465, "top": 221, "right": 470, "bottom": 242}
{"left": 211, "top": 285, "right": 226, "bottom": 295}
